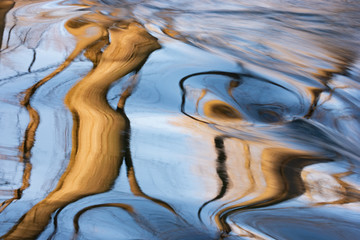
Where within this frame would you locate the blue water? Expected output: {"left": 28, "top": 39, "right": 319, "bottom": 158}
{"left": 1, "top": 0, "right": 360, "bottom": 239}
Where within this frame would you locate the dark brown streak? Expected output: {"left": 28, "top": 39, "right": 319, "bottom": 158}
{"left": 198, "top": 136, "right": 229, "bottom": 222}
{"left": 305, "top": 51, "right": 356, "bottom": 119}
{"left": 3, "top": 21, "right": 16, "bottom": 51}
{"left": 73, "top": 203, "right": 134, "bottom": 236}
{"left": 179, "top": 71, "right": 242, "bottom": 124}
{"left": 179, "top": 71, "right": 292, "bottom": 124}
{"left": 0, "top": 18, "right": 106, "bottom": 216}
{"left": 217, "top": 151, "right": 331, "bottom": 234}
{"left": 46, "top": 208, "right": 63, "bottom": 240}
{"left": 210, "top": 142, "right": 255, "bottom": 221}
{"left": 1, "top": 22, "right": 161, "bottom": 240}
{"left": 116, "top": 74, "right": 178, "bottom": 216}
{"left": 0, "top": 101, "right": 36, "bottom": 213}
{"left": 0, "top": 162, "right": 31, "bottom": 213}
{"left": 28, "top": 49, "right": 36, "bottom": 72}
{"left": 1, "top": 42, "right": 86, "bottom": 215}
{"left": 0, "top": 0, "right": 14, "bottom": 50}
{"left": 304, "top": 87, "right": 327, "bottom": 119}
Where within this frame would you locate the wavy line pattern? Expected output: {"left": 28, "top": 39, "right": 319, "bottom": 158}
{"left": 0, "top": 1, "right": 360, "bottom": 239}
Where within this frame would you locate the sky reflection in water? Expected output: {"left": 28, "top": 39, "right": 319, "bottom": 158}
{"left": 0, "top": 0, "right": 360, "bottom": 239}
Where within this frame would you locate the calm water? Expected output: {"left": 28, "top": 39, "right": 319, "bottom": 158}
{"left": 1, "top": 0, "right": 360, "bottom": 239}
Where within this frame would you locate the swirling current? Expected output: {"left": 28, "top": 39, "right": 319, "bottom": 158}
{"left": 0, "top": 0, "right": 360, "bottom": 239}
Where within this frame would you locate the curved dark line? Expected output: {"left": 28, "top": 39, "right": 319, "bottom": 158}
{"left": 304, "top": 86, "right": 330, "bottom": 119}
{"left": 228, "top": 80, "right": 243, "bottom": 108}
{"left": 1, "top": 55, "right": 67, "bottom": 213}
{"left": 5, "top": 29, "right": 96, "bottom": 209}
{"left": 115, "top": 72, "right": 181, "bottom": 217}
{"left": 179, "top": 70, "right": 294, "bottom": 124}
{"left": 47, "top": 207, "right": 65, "bottom": 240}
{"left": 209, "top": 142, "right": 254, "bottom": 220}
{"left": 116, "top": 106, "right": 178, "bottom": 215}
{"left": 179, "top": 70, "right": 291, "bottom": 94}
{"left": 217, "top": 156, "right": 332, "bottom": 234}
{"left": 179, "top": 71, "right": 241, "bottom": 124}
{"left": 28, "top": 49, "right": 36, "bottom": 72}
{"left": 116, "top": 107, "right": 133, "bottom": 171}
{"left": 198, "top": 136, "right": 229, "bottom": 222}
{"left": 3, "top": 22, "right": 16, "bottom": 51}
{"left": 0, "top": 101, "right": 37, "bottom": 213}
{"left": 73, "top": 203, "right": 134, "bottom": 235}
{"left": 0, "top": 64, "right": 67, "bottom": 83}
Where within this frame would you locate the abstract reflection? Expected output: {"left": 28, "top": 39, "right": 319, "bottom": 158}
{"left": 180, "top": 70, "right": 358, "bottom": 237}
{"left": 1, "top": 0, "right": 360, "bottom": 239}
{"left": 1, "top": 9, "right": 167, "bottom": 239}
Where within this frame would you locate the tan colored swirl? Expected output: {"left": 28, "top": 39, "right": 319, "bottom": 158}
{"left": 0, "top": 18, "right": 109, "bottom": 215}
{"left": 2, "top": 21, "right": 160, "bottom": 240}
{"left": 215, "top": 148, "right": 330, "bottom": 233}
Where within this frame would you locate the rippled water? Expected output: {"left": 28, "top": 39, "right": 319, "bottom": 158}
{"left": 1, "top": 0, "right": 360, "bottom": 239}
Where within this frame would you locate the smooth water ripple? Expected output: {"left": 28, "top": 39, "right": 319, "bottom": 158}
{"left": 1, "top": 0, "right": 360, "bottom": 239}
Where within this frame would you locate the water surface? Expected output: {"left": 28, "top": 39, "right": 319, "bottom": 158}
{"left": 1, "top": 0, "right": 360, "bottom": 239}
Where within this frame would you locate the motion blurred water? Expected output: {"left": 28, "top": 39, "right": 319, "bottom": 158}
{"left": 1, "top": 0, "right": 360, "bottom": 239}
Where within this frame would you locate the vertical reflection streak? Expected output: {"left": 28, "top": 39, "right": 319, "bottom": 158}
{"left": 0, "top": 163, "right": 31, "bottom": 213}
{"left": 0, "top": 0, "right": 14, "bottom": 50}
{"left": 0, "top": 103, "right": 36, "bottom": 214}
{"left": 69, "top": 69, "right": 182, "bottom": 239}
{"left": 215, "top": 149, "right": 331, "bottom": 234}
{"left": 47, "top": 207, "right": 64, "bottom": 240}
{"left": 0, "top": 0, "right": 16, "bottom": 212}
{"left": 198, "top": 136, "right": 229, "bottom": 221}
{"left": 179, "top": 71, "right": 338, "bottom": 236}
{"left": 210, "top": 142, "right": 256, "bottom": 220}
{"left": 0, "top": 18, "right": 108, "bottom": 214}
{"left": 179, "top": 71, "right": 244, "bottom": 226}
{"left": 116, "top": 74, "right": 177, "bottom": 215}
{"left": 1, "top": 21, "right": 161, "bottom": 240}
{"left": 3, "top": 19, "right": 16, "bottom": 52}
{"left": 27, "top": 49, "right": 36, "bottom": 73}
{"left": 214, "top": 137, "right": 229, "bottom": 202}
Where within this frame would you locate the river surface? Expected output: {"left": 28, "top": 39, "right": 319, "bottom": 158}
{"left": 1, "top": 0, "right": 360, "bottom": 239}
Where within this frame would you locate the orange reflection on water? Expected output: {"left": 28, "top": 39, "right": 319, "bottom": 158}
{"left": 213, "top": 147, "right": 331, "bottom": 233}
{"left": 1, "top": 1, "right": 360, "bottom": 239}
{"left": 0, "top": 1, "right": 14, "bottom": 49}
{"left": 2, "top": 13, "right": 160, "bottom": 239}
